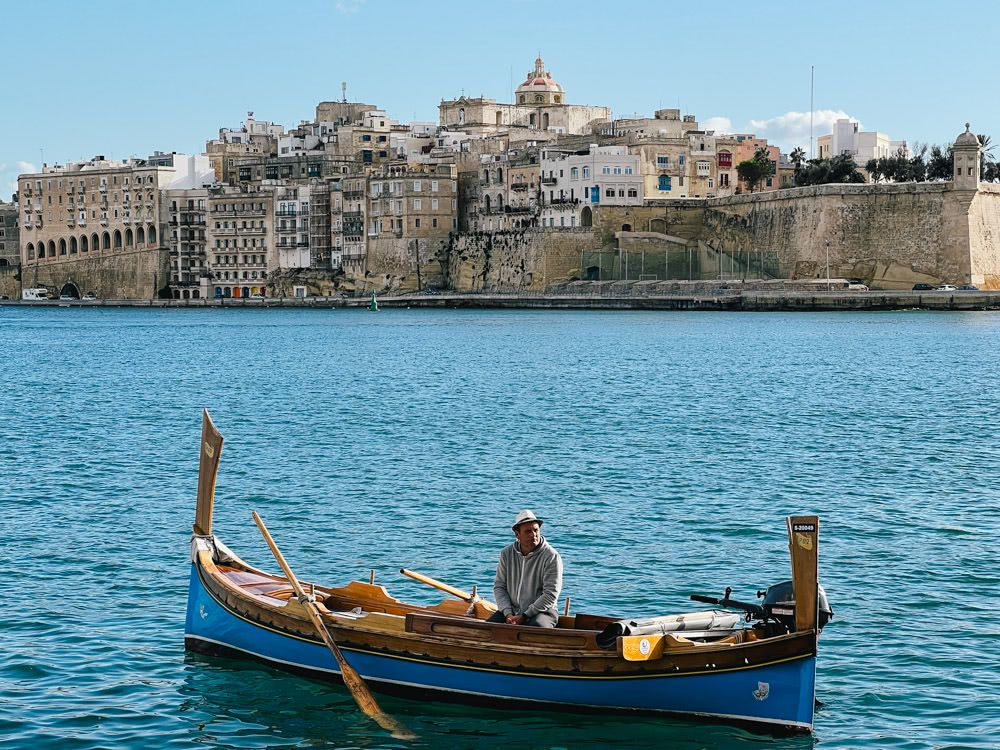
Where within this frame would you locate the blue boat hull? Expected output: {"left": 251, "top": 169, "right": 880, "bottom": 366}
{"left": 185, "top": 564, "right": 815, "bottom": 732}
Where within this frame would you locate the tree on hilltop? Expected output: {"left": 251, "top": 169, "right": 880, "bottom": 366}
{"left": 794, "top": 154, "right": 864, "bottom": 186}
{"left": 790, "top": 147, "right": 807, "bottom": 174}
{"left": 737, "top": 147, "right": 776, "bottom": 193}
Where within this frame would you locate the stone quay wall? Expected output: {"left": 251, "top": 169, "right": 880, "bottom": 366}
{"left": 16, "top": 247, "right": 169, "bottom": 299}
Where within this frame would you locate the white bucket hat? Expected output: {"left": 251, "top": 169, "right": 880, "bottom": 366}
{"left": 512, "top": 509, "right": 543, "bottom": 531}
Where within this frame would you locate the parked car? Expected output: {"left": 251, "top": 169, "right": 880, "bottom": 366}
{"left": 247, "top": 294, "right": 265, "bottom": 300}
{"left": 59, "top": 294, "right": 75, "bottom": 301}
{"left": 82, "top": 292, "right": 97, "bottom": 300}
{"left": 936, "top": 284, "right": 958, "bottom": 291}
{"left": 958, "top": 284, "right": 979, "bottom": 291}
{"left": 847, "top": 283, "right": 869, "bottom": 291}
{"left": 912, "top": 283, "right": 935, "bottom": 291}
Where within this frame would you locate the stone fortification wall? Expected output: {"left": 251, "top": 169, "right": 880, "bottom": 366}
{"left": 366, "top": 236, "right": 448, "bottom": 292}
{"left": 16, "top": 248, "right": 169, "bottom": 299}
{"left": 0, "top": 266, "right": 19, "bottom": 299}
{"left": 969, "top": 185, "right": 1000, "bottom": 288}
{"left": 444, "top": 227, "right": 604, "bottom": 292}
{"left": 592, "top": 201, "right": 706, "bottom": 245}
{"left": 702, "top": 183, "right": 990, "bottom": 288}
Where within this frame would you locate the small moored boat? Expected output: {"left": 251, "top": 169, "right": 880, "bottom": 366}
{"left": 185, "top": 411, "right": 832, "bottom": 734}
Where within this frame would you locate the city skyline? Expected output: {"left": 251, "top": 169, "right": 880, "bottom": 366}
{"left": 4, "top": 0, "right": 996, "bottom": 196}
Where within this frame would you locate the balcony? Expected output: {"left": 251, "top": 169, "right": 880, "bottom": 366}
{"left": 77, "top": 219, "right": 87, "bottom": 227}
{"left": 541, "top": 177, "right": 558, "bottom": 185}
{"left": 343, "top": 190, "right": 364, "bottom": 200}
{"left": 343, "top": 210, "right": 363, "bottom": 219}
{"left": 511, "top": 182, "right": 530, "bottom": 191}
{"left": 275, "top": 210, "right": 298, "bottom": 217}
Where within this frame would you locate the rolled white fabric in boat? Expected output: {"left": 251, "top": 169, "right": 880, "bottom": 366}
{"left": 597, "top": 610, "right": 741, "bottom": 649}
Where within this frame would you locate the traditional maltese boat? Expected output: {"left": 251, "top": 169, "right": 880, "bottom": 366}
{"left": 185, "top": 412, "right": 832, "bottom": 735}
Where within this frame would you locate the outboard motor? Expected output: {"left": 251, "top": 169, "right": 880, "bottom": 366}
{"left": 690, "top": 581, "right": 833, "bottom": 635}
{"left": 758, "top": 579, "right": 834, "bottom": 632}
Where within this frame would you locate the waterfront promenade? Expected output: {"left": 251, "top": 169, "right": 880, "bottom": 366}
{"left": 6, "top": 289, "right": 1000, "bottom": 311}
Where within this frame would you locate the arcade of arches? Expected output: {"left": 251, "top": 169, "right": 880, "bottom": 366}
{"left": 23, "top": 225, "right": 157, "bottom": 262}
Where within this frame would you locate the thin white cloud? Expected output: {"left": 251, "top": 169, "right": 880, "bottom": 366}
{"left": 16, "top": 161, "right": 37, "bottom": 173}
{"left": 0, "top": 162, "right": 39, "bottom": 200}
{"left": 335, "top": 0, "right": 367, "bottom": 13}
{"left": 748, "top": 110, "right": 857, "bottom": 153}
{"left": 702, "top": 116, "right": 733, "bottom": 134}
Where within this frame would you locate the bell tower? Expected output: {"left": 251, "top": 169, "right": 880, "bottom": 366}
{"left": 952, "top": 123, "right": 980, "bottom": 191}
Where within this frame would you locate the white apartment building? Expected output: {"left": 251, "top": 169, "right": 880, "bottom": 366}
{"left": 275, "top": 185, "right": 312, "bottom": 268}
{"left": 539, "top": 145, "right": 641, "bottom": 228}
{"left": 817, "top": 119, "right": 908, "bottom": 165}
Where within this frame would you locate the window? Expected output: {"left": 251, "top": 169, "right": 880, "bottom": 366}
{"left": 605, "top": 188, "right": 615, "bottom": 198}
{"left": 413, "top": 199, "right": 421, "bottom": 210}
{"left": 658, "top": 175, "right": 671, "bottom": 190}
{"left": 679, "top": 155, "right": 686, "bottom": 166}
{"left": 720, "top": 173, "right": 730, "bottom": 187}
{"left": 570, "top": 167, "right": 579, "bottom": 180}
{"left": 718, "top": 152, "right": 732, "bottom": 168}
{"left": 678, "top": 176, "right": 685, "bottom": 186}
{"left": 413, "top": 180, "right": 422, "bottom": 191}
{"left": 625, "top": 167, "right": 633, "bottom": 174}
{"left": 431, "top": 199, "right": 438, "bottom": 210}
{"left": 613, "top": 167, "right": 622, "bottom": 175}
{"left": 361, "top": 134, "right": 371, "bottom": 142}
{"left": 602, "top": 166, "right": 611, "bottom": 175}
{"left": 415, "top": 218, "right": 421, "bottom": 228}
{"left": 657, "top": 155, "right": 669, "bottom": 168}
{"left": 708, "top": 179, "right": 714, "bottom": 188}
{"left": 627, "top": 188, "right": 638, "bottom": 198}
{"left": 582, "top": 167, "right": 590, "bottom": 178}
{"left": 431, "top": 180, "right": 439, "bottom": 192}
{"left": 697, "top": 161, "right": 710, "bottom": 176}
{"left": 432, "top": 218, "right": 438, "bottom": 228}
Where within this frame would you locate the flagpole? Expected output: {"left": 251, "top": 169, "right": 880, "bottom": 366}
{"left": 810, "top": 65, "right": 814, "bottom": 160}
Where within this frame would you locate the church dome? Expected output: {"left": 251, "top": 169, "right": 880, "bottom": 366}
{"left": 515, "top": 56, "right": 564, "bottom": 104}
{"left": 955, "top": 123, "right": 979, "bottom": 147}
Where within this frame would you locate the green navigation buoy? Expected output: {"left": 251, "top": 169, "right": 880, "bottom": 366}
{"left": 369, "top": 291, "right": 378, "bottom": 312}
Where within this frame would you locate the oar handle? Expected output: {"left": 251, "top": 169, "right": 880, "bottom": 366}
{"left": 400, "top": 568, "right": 474, "bottom": 601}
{"left": 252, "top": 511, "right": 309, "bottom": 601}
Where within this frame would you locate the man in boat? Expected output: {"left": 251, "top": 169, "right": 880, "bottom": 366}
{"left": 487, "top": 510, "right": 563, "bottom": 628}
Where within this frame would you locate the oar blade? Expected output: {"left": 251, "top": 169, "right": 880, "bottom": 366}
{"left": 251, "top": 511, "right": 416, "bottom": 741}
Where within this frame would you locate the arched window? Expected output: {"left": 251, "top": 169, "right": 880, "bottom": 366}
{"left": 542, "top": 113, "right": 549, "bottom": 129}
{"left": 59, "top": 238, "right": 67, "bottom": 255}
{"left": 484, "top": 194, "right": 491, "bottom": 214}
{"left": 458, "top": 108, "right": 465, "bottom": 125}
{"left": 48, "top": 240, "right": 56, "bottom": 257}
{"left": 70, "top": 236, "right": 78, "bottom": 254}
{"left": 136, "top": 226, "right": 145, "bottom": 245}
{"left": 496, "top": 194, "right": 504, "bottom": 211}
{"left": 113, "top": 230, "right": 122, "bottom": 249}
{"left": 102, "top": 232, "right": 111, "bottom": 250}
{"left": 92, "top": 233, "right": 100, "bottom": 252}
{"left": 125, "top": 228, "right": 134, "bottom": 247}
{"left": 529, "top": 113, "right": 536, "bottom": 127}
{"left": 658, "top": 175, "right": 672, "bottom": 191}
{"left": 148, "top": 226, "right": 156, "bottom": 244}
{"left": 497, "top": 167, "right": 503, "bottom": 182}
{"left": 621, "top": 223, "right": 632, "bottom": 232}
{"left": 80, "top": 235, "right": 89, "bottom": 252}
{"left": 27, "top": 242, "right": 35, "bottom": 259}
{"left": 519, "top": 95, "right": 525, "bottom": 104}
{"left": 534, "top": 94, "right": 542, "bottom": 103}
{"left": 192, "top": 290, "right": 200, "bottom": 299}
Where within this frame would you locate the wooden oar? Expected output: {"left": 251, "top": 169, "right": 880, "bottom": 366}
{"left": 252, "top": 512, "right": 415, "bottom": 742}
{"left": 400, "top": 568, "right": 476, "bottom": 601}
{"left": 399, "top": 568, "right": 498, "bottom": 617}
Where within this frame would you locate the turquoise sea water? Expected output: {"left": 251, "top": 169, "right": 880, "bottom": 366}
{"left": 1, "top": 306, "right": 998, "bottom": 749}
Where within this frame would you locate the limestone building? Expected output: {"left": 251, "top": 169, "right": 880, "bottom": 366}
{"left": 817, "top": 118, "right": 907, "bottom": 166}
{"left": 439, "top": 57, "right": 610, "bottom": 136}
{"left": 205, "top": 186, "right": 275, "bottom": 299}
{"left": 0, "top": 201, "right": 19, "bottom": 269}
{"left": 164, "top": 188, "right": 208, "bottom": 299}
{"left": 206, "top": 113, "right": 285, "bottom": 183}
{"left": 18, "top": 153, "right": 213, "bottom": 297}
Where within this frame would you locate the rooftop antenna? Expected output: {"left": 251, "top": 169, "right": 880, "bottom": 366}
{"left": 341, "top": 81, "right": 347, "bottom": 103}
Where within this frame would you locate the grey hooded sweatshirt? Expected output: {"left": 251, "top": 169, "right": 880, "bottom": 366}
{"left": 493, "top": 537, "right": 563, "bottom": 620}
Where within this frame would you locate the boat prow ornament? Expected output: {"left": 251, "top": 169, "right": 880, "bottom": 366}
{"left": 184, "top": 412, "right": 832, "bottom": 735}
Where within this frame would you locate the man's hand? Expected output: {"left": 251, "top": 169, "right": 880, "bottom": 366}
{"left": 505, "top": 613, "right": 525, "bottom": 625}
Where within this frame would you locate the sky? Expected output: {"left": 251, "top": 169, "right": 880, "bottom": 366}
{"left": 2, "top": 0, "right": 995, "bottom": 197}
